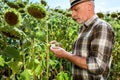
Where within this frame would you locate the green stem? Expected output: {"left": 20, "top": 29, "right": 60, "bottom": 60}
{"left": 46, "top": 21, "right": 49, "bottom": 80}
{"left": 60, "top": 59, "right": 63, "bottom": 71}
{"left": 31, "top": 39, "right": 35, "bottom": 59}
{"left": 31, "top": 39, "right": 36, "bottom": 80}
{"left": 23, "top": 52, "right": 26, "bottom": 69}
{"left": 20, "top": 41, "right": 26, "bottom": 70}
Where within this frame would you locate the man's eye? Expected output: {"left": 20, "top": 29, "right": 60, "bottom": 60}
{"left": 74, "top": 7, "right": 79, "bottom": 11}
{"left": 74, "top": 8, "right": 78, "bottom": 11}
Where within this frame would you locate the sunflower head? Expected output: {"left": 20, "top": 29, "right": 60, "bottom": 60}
{"left": 17, "top": 2, "right": 25, "bottom": 8}
{"left": 4, "top": 9, "right": 22, "bottom": 27}
{"left": 117, "top": 16, "right": 120, "bottom": 20}
{"left": 64, "top": 10, "right": 72, "bottom": 17}
{"left": 111, "top": 13, "right": 118, "bottom": 18}
{"left": 106, "top": 13, "right": 110, "bottom": 17}
{"left": 27, "top": 3, "right": 47, "bottom": 19}
{"left": 54, "top": 9, "right": 59, "bottom": 12}
{"left": 117, "top": 12, "right": 120, "bottom": 15}
{"left": 6, "top": 2, "right": 19, "bottom": 10}
{"left": 3, "top": 0, "right": 8, "bottom": 3}
{"left": 41, "top": 0, "right": 47, "bottom": 6}
{"left": 65, "top": 13, "right": 72, "bottom": 17}
{"left": 96, "top": 12, "right": 104, "bottom": 18}
{"left": 0, "top": 27, "right": 26, "bottom": 40}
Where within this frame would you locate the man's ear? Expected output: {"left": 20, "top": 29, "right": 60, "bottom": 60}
{"left": 87, "top": 1, "right": 93, "bottom": 11}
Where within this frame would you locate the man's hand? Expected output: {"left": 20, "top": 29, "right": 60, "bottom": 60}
{"left": 49, "top": 40, "right": 69, "bottom": 58}
{"left": 49, "top": 40, "right": 62, "bottom": 47}
{"left": 50, "top": 46, "right": 69, "bottom": 58}
{"left": 49, "top": 40, "right": 87, "bottom": 70}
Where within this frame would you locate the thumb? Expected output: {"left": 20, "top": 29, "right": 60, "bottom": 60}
{"left": 50, "top": 46, "right": 60, "bottom": 50}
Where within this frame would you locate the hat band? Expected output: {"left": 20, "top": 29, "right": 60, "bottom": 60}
{"left": 71, "top": 0, "right": 80, "bottom": 6}
{"left": 70, "top": 0, "right": 94, "bottom": 8}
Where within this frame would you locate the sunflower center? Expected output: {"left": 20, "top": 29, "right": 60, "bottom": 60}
{"left": 5, "top": 12, "right": 18, "bottom": 26}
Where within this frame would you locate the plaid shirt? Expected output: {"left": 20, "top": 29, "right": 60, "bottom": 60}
{"left": 72, "top": 15, "right": 115, "bottom": 80}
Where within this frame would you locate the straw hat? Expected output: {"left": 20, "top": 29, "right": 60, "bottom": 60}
{"left": 70, "top": 0, "right": 94, "bottom": 8}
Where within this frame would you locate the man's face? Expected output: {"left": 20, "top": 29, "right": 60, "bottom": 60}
{"left": 71, "top": 2, "right": 90, "bottom": 24}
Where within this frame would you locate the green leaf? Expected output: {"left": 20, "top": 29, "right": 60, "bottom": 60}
{"left": 20, "top": 69, "right": 32, "bottom": 80}
{"left": 34, "top": 64, "right": 42, "bottom": 76}
{"left": 42, "top": 76, "right": 49, "bottom": 80}
{"left": 35, "top": 31, "right": 46, "bottom": 41}
{"left": 7, "top": 61, "right": 20, "bottom": 74}
{"left": 49, "top": 59, "right": 58, "bottom": 69}
{"left": 26, "top": 59, "right": 40, "bottom": 71}
{"left": 0, "top": 55, "right": 4, "bottom": 66}
{"left": 3, "top": 46, "right": 20, "bottom": 59}
{"left": 56, "top": 71, "right": 69, "bottom": 80}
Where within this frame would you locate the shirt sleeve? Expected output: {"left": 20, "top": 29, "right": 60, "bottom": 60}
{"left": 86, "top": 23, "right": 114, "bottom": 75}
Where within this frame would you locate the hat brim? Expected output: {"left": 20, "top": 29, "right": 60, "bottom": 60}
{"left": 69, "top": 0, "right": 94, "bottom": 10}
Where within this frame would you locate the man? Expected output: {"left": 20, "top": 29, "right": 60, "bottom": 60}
{"left": 50, "top": 0, "right": 115, "bottom": 80}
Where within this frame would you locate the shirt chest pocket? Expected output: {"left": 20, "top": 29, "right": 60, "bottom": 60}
{"left": 75, "top": 36, "right": 91, "bottom": 58}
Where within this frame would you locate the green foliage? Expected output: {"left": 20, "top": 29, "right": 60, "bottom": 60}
{"left": 0, "top": 0, "right": 120, "bottom": 80}
{"left": 0, "top": 55, "right": 4, "bottom": 66}
{"left": 19, "top": 69, "right": 32, "bottom": 80}
{"left": 6, "top": 61, "right": 20, "bottom": 74}
{"left": 0, "top": 46, "right": 20, "bottom": 59}
{"left": 56, "top": 71, "right": 72, "bottom": 80}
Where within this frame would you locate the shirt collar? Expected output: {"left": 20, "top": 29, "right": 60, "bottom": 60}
{"left": 84, "top": 15, "right": 98, "bottom": 28}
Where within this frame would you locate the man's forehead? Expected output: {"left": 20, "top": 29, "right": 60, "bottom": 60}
{"left": 70, "top": 4, "right": 80, "bottom": 11}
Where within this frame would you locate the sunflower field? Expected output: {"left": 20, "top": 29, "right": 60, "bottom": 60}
{"left": 0, "top": 0, "right": 120, "bottom": 80}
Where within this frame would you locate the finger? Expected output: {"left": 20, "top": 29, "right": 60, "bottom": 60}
{"left": 49, "top": 40, "right": 57, "bottom": 44}
{"left": 50, "top": 46, "right": 60, "bottom": 50}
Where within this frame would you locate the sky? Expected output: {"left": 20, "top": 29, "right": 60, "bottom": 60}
{"left": 30, "top": 0, "right": 120, "bottom": 13}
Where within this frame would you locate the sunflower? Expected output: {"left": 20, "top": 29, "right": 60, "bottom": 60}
{"left": 117, "top": 16, "right": 120, "bottom": 20}
{"left": 111, "top": 13, "right": 118, "bottom": 18}
{"left": 0, "top": 27, "right": 26, "bottom": 40}
{"left": 17, "top": 2, "right": 25, "bottom": 8}
{"left": 27, "top": 3, "right": 47, "bottom": 19}
{"left": 3, "top": 0, "right": 7, "bottom": 3}
{"left": 54, "top": 9, "right": 59, "bottom": 12}
{"left": 117, "top": 12, "right": 120, "bottom": 15}
{"left": 41, "top": 0, "right": 47, "bottom": 6}
{"left": 6, "top": 1, "right": 19, "bottom": 10}
{"left": 96, "top": 12, "right": 104, "bottom": 18}
{"left": 106, "top": 13, "right": 110, "bottom": 17}
{"left": 65, "top": 13, "right": 72, "bottom": 17}
{"left": 4, "top": 9, "right": 22, "bottom": 26}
